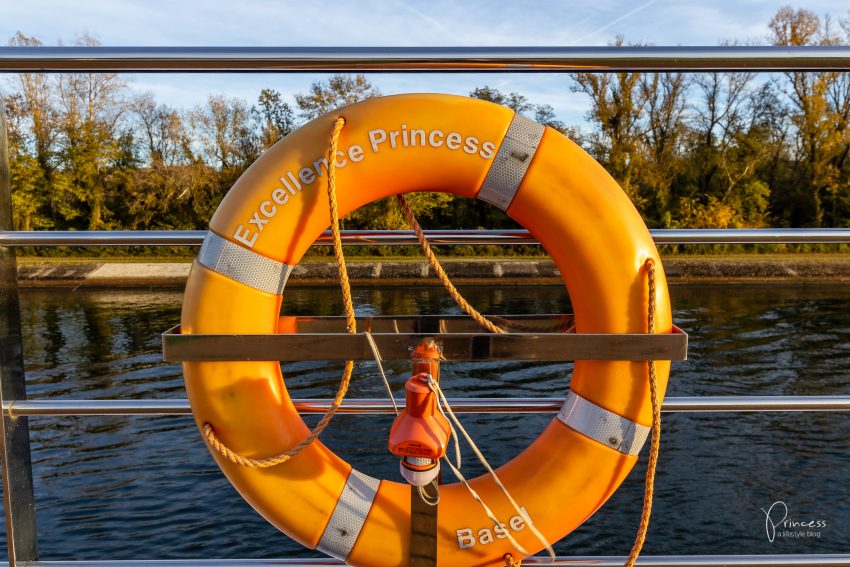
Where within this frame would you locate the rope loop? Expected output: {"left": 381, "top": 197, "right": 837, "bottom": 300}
{"left": 417, "top": 480, "right": 441, "bottom": 507}
{"left": 203, "top": 117, "right": 354, "bottom": 469}
{"left": 624, "top": 257, "right": 662, "bottom": 567}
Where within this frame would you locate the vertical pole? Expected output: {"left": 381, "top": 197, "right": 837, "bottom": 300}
{"left": 0, "top": 101, "right": 39, "bottom": 565}
{"left": 409, "top": 339, "right": 439, "bottom": 566}
{"left": 410, "top": 489, "right": 438, "bottom": 566}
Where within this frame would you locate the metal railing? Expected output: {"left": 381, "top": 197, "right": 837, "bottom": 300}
{"left": 2, "top": 45, "right": 850, "bottom": 72}
{"left": 9, "top": 556, "right": 850, "bottom": 567}
{"left": 1, "top": 45, "right": 850, "bottom": 567}
{"left": 2, "top": 228, "right": 850, "bottom": 246}
{"left": 5, "top": 396, "right": 850, "bottom": 417}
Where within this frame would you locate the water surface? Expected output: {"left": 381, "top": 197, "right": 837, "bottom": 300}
{"left": 7, "top": 283, "right": 850, "bottom": 560}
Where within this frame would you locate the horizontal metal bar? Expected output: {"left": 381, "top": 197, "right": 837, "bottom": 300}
{"left": 278, "top": 314, "right": 575, "bottom": 333}
{"left": 3, "top": 228, "right": 850, "bottom": 247}
{"left": 0, "top": 230, "right": 207, "bottom": 246}
{"left": 161, "top": 325, "right": 688, "bottom": 362}
{"left": 652, "top": 228, "right": 850, "bottom": 244}
{"left": 5, "top": 399, "right": 191, "bottom": 416}
{"left": 6, "top": 396, "right": 850, "bottom": 417}
{"left": 13, "top": 555, "right": 850, "bottom": 566}
{"left": 661, "top": 396, "right": 850, "bottom": 412}
{"left": 2, "top": 46, "right": 850, "bottom": 72}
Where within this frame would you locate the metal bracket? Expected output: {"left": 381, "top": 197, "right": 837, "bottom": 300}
{"left": 162, "top": 314, "right": 688, "bottom": 362}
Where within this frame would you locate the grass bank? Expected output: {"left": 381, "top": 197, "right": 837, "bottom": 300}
{"left": 12, "top": 252, "right": 850, "bottom": 288}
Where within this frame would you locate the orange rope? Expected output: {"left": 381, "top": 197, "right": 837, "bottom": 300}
{"left": 395, "top": 195, "right": 506, "bottom": 335}
{"left": 203, "top": 117, "right": 354, "bottom": 469}
{"left": 624, "top": 258, "right": 661, "bottom": 566}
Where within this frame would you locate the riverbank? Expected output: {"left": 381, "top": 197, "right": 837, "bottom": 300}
{"left": 14, "top": 254, "right": 850, "bottom": 287}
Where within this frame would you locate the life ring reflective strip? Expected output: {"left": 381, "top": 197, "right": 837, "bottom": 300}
{"left": 316, "top": 469, "right": 380, "bottom": 560}
{"left": 198, "top": 231, "right": 293, "bottom": 294}
{"left": 181, "top": 93, "right": 672, "bottom": 567}
{"left": 477, "top": 113, "right": 544, "bottom": 210}
{"left": 558, "top": 391, "right": 651, "bottom": 456}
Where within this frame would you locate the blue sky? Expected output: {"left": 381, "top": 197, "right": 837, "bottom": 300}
{"left": 3, "top": 0, "right": 849, "bottom": 126}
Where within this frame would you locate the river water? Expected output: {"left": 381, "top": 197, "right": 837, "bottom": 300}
{"left": 7, "top": 283, "right": 850, "bottom": 560}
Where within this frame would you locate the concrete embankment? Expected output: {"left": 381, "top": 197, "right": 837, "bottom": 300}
{"left": 14, "top": 255, "right": 850, "bottom": 288}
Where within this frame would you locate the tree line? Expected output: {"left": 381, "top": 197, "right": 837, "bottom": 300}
{"left": 2, "top": 6, "right": 850, "bottom": 256}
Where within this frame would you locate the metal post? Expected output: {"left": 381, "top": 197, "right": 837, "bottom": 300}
{"left": 408, "top": 340, "right": 440, "bottom": 566}
{"left": 0, "top": 101, "right": 39, "bottom": 564}
{"left": 409, "top": 490, "right": 437, "bottom": 567}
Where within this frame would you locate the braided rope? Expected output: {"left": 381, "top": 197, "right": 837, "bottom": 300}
{"left": 489, "top": 314, "right": 573, "bottom": 333}
{"left": 624, "top": 258, "right": 661, "bottom": 566}
{"left": 395, "top": 195, "right": 506, "bottom": 335}
{"left": 396, "top": 195, "right": 566, "bottom": 335}
{"left": 203, "top": 117, "right": 355, "bottom": 469}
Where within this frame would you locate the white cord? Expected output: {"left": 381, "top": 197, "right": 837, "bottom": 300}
{"left": 362, "top": 336, "right": 553, "bottom": 561}
{"left": 363, "top": 331, "right": 398, "bottom": 415}
{"left": 441, "top": 446, "right": 531, "bottom": 557}
{"left": 427, "top": 376, "right": 556, "bottom": 562}
{"left": 418, "top": 480, "right": 441, "bottom": 506}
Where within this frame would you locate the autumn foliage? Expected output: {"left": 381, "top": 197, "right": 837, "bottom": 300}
{"left": 3, "top": 7, "right": 850, "bottom": 252}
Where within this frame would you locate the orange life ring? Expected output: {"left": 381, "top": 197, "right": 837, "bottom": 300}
{"left": 181, "top": 93, "right": 672, "bottom": 566}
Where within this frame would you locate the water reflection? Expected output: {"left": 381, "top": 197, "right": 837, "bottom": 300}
{"left": 5, "top": 284, "right": 849, "bottom": 559}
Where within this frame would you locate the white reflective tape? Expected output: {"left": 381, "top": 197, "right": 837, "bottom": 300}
{"left": 316, "top": 469, "right": 380, "bottom": 561}
{"left": 197, "top": 231, "right": 292, "bottom": 295}
{"left": 477, "top": 113, "right": 545, "bottom": 211}
{"left": 557, "top": 391, "right": 650, "bottom": 456}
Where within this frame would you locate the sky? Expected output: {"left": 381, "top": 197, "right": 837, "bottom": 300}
{"left": 2, "top": 0, "right": 849, "bottom": 126}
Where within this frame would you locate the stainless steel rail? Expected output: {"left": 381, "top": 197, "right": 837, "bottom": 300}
{"left": 12, "top": 555, "right": 850, "bottom": 566}
{"left": 2, "top": 46, "right": 850, "bottom": 72}
{"left": 0, "top": 554, "right": 836, "bottom": 567}
{"left": 6, "top": 396, "right": 850, "bottom": 416}
{"left": 2, "top": 228, "right": 850, "bottom": 246}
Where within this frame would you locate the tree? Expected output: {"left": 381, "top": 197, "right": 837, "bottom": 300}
{"left": 124, "top": 94, "right": 205, "bottom": 229}
{"left": 533, "top": 104, "right": 569, "bottom": 134}
{"left": 469, "top": 86, "right": 570, "bottom": 133}
{"left": 10, "top": 13, "right": 850, "bottom": 245}
{"left": 7, "top": 32, "right": 58, "bottom": 229}
{"left": 687, "top": 71, "right": 759, "bottom": 207}
{"left": 3, "top": 93, "right": 50, "bottom": 230}
{"left": 677, "top": 76, "right": 783, "bottom": 228}
{"left": 52, "top": 33, "right": 130, "bottom": 229}
{"left": 256, "top": 88, "right": 295, "bottom": 149}
{"left": 191, "top": 95, "right": 259, "bottom": 171}
{"left": 769, "top": 6, "right": 850, "bottom": 226}
{"left": 571, "top": 39, "right": 647, "bottom": 205}
{"left": 469, "top": 86, "right": 532, "bottom": 113}
{"left": 131, "top": 92, "right": 187, "bottom": 167}
{"left": 187, "top": 95, "right": 261, "bottom": 223}
{"left": 295, "top": 74, "right": 380, "bottom": 120}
